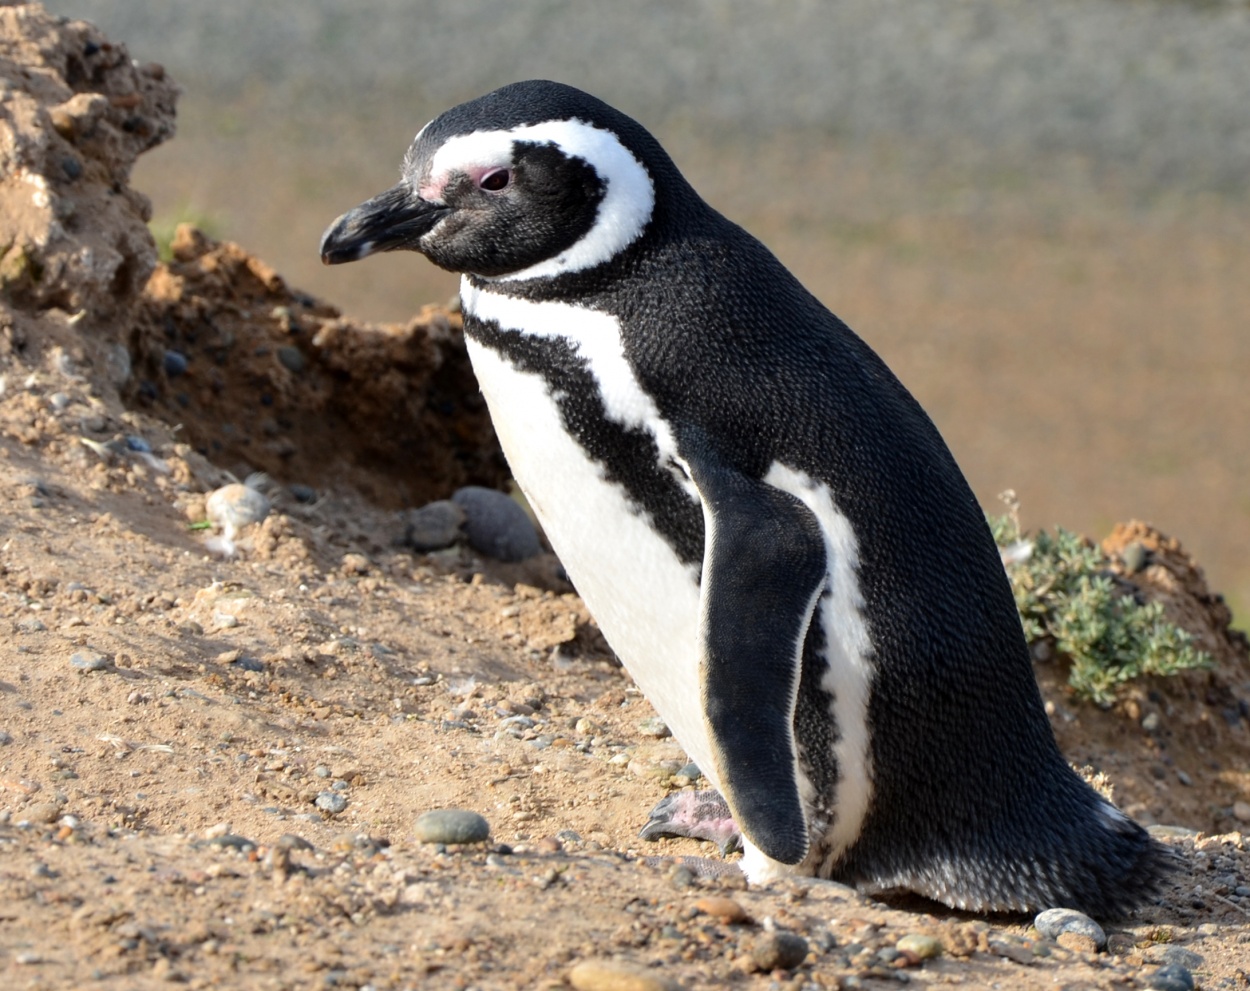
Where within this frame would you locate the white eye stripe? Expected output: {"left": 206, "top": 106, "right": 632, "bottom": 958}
{"left": 427, "top": 118, "right": 655, "bottom": 281}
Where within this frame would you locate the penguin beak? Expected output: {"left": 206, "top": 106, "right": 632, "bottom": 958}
{"left": 319, "top": 183, "right": 449, "bottom": 265}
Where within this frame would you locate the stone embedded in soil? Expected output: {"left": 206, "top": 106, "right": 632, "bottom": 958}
{"left": 638, "top": 717, "right": 671, "bottom": 738}
{"left": 896, "top": 933, "right": 942, "bottom": 960}
{"left": 69, "top": 650, "right": 109, "bottom": 672}
{"left": 452, "top": 486, "right": 542, "bottom": 561}
{"left": 750, "top": 931, "right": 810, "bottom": 971}
{"left": 314, "top": 792, "right": 348, "bottom": 814}
{"left": 1147, "top": 963, "right": 1196, "bottom": 991}
{"left": 693, "top": 896, "right": 749, "bottom": 924}
{"left": 413, "top": 809, "right": 491, "bottom": 845}
{"left": 403, "top": 499, "right": 466, "bottom": 552}
{"left": 1233, "top": 800, "right": 1250, "bottom": 823}
{"left": 567, "top": 959, "right": 682, "bottom": 991}
{"left": 1034, "top": 907, "right": 1106, "bottom": 950}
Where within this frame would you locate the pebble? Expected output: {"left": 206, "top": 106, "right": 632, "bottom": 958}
{"left": 567, "top": 959, "right": 681, "bottom": 991}
{"left": 452, "top": 486, "right": 542, "bottom": 561}
{"left": 25, "top": 802, "right": 63, "bottom": 824}
{"left": 289, "top": 483, "right": 317, "bottom": 504}
{"left": 637, "top": 717, "right": 671, "bottom": 738}
{"left": 1141, "top": 712, "right": 1162, "bottom": 733}
{"left": 315, "top": 792, "right": 348, "bottom": 814}
{"left": 403, "top": 500, "right": 466, "bottom": 552}
{"left": 276, "top": 345, "right": 305, "bottom": 373}
{"left": 895, "top": 933, "right": 942, "bottom": 960}
{"left": 208, "top": 834, "right": 256, "bottom": 851}
{"left": 1233, "top": 800, "right": 1250, "bottom": 824}
{"left": 163, "top": 349, "right": 189, "bottom": 376}
{"left": 1034, "top": 907, "right": 1106, "bottom": 950}
{"left": 693, "top": 896, "right": 749, "bottom": 924}
{"left": 1147, "top": 963, "right": 1195, "bottom": 991}
{"left": 1147, "top": 946, "right": 1204, "bottom": 970}
{"left": 124, "top": 435, "right": 152, "bottom": 453}
{"left": 751, "top": 931, "right": 810, "bottom": 971}
{"left": 206, "top": 483, "right": 270, "bottom": 536}
{"left": 413, "top": 809, "right": 491, "bottom": 845}
{"left": 69, "top": 650, "right": 109, "bottom": 672}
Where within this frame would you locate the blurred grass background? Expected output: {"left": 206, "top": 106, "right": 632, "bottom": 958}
{"left": 60, "top": 0, "right": 1250, "bottom": 626}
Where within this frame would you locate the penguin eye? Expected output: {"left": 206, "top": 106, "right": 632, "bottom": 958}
{"left": 479, "top": 168, "right": 510, "bottom": 192}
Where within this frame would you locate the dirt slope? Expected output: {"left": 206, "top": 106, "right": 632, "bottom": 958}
{"left": 1, "top": 6, "right": 1249, "bottom": 990}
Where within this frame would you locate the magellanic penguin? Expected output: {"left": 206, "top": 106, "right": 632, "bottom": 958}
{"left": 321, "top": 80, "right": 1168, "bottom": 915}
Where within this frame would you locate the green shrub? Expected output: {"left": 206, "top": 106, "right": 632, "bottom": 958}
{"left": 990, "top": 494, "right": 1213, "bottom": 706}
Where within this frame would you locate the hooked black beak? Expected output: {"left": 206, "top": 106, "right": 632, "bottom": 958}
{"left": 319, "top": 183, "right": 449, "bottom": 265}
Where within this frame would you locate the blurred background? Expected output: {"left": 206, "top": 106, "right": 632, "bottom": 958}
{"left": 59, "top": 0, "right": 1250, "bottom": 627}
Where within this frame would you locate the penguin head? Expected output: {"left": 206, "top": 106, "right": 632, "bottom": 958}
{"left": 321, "top": 80, "right": 684, "bottom": 281}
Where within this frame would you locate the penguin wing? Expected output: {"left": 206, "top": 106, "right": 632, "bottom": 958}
{"left": 684, "top": 447, "right": 827, "bottom": 865}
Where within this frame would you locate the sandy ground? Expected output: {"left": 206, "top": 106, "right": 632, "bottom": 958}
{"left": 2, "top": 6, "right": 1250, "bottom": 991}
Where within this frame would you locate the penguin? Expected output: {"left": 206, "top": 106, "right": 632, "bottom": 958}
{"left": 320, "top": 80, "right": 1168, "bottom": 915}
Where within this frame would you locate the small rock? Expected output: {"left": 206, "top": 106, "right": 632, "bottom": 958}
{"left": 403, "top": 500, "right": 466, "bottom": 552}
{"left": 1147, "top": 824, "right": 1200, "bottom": 840}
{"left": 315, "top": 792, "right": 348, "bottom": 814}
{"left": 1057, "top": 931, "right": 1099, "bottom": 954}
{"left": 751, "top": 931, "right": 809, "bottom": 971}
{"left": 1146, "top": 963, "right": 1195, "bottom": 991}
{"left": 693, "top": 896, "right": 749, "bottom": 924}
{"left": 1034, "top": 907, "right": 1106, "bottom": 950}
{"left": 567, "top": 959, "right": 680, "bottom": 991}
{"left": 895, "top": 933, "right": 942, "bottom": 960}
{"left": 24, "top": 802, "right": 63, "bottom": 824}
{"left": 1141, "top": 712, "right": 1161, "bottom": 733}
{"left": 413, "top": 809, "right": 490, "bottom": 845}
{"left": 452, "top": 486, "right": 542, "bottom": 562}
{"left": 289, "top": 483, "right": 317, "bottom": 504}
{"left": 340, "top": 552, "right": 370, "bottom": 575}
{"left": 1121, "top": 541, "right": 1148, "bottom": 574}
{"left": 638, "top": 717, "right": 670, "bottom": 738}
{"left": 275, "top": 833, "right": 314, "bottom": 852}
{"left": 1232, "top": 800, "right": 1250, "bottom": 824}
{"left": 1147, "top": 946, "right": 1204, "bottom": 970}
{"left": 70, "top": 650, "right": 109, "bottom": 672}
{"left": 208, "top": 834, "right": 256, "bottom": 851}
{"left": 276, "top": 345, "right": 305, "bottom": 373}
{"left": 163, "top": 349, "right": 189, "bottom": 377}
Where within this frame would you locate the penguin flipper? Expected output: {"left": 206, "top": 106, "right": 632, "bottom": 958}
{"left": 686, "top": 450, "right": 828, "bottom": 866}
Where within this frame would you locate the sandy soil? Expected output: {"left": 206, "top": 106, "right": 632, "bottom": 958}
{"left": 2, "top": 6, "right": 1250, "bottom": 990}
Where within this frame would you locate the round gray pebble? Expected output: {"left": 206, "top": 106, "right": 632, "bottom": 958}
{"left": 276, "top": 345, "right": 305, "bottom": 373}
{"left": 1034, "top": 907, "right": 1106, "bottom": 949}
{"left": 1147, "top": 964, "right": 1195, "bottom": 991}
{"left": 403, "top": 499, "right": 466, "bottom": 552}
{"left": 751, "top": 931, "right": 809, "bottom": 971}
{"left": 452, "top": 486, "right": 541, "bottom": 562}
{"left": 315, "top": 792, "right": 348, "bottom": 814}
{"left": 413, "top": 808, "right": 491, "bottom": 845}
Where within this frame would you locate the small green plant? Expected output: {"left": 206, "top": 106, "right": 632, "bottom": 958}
{"left": 990, "top": 492, "right": 1213, "bottom": 706}
{"left": 149, "top": 207, "right": 223, "bottom": 263}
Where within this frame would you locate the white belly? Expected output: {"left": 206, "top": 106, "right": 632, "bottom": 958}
{"left": 465, "top": 335, "right": 718, "bottom": 783}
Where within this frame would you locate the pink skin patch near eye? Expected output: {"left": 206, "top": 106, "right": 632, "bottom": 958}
{"left": 418, "top": 165, "right": 508, "bottom": 202}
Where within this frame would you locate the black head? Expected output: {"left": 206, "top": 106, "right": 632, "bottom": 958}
{"left": 320, "top": 80, "right": 689, "bottom": 281}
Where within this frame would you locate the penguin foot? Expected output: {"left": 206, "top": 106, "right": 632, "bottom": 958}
{"left": 639, "top": 789, "right": 743, "bottom": 855}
